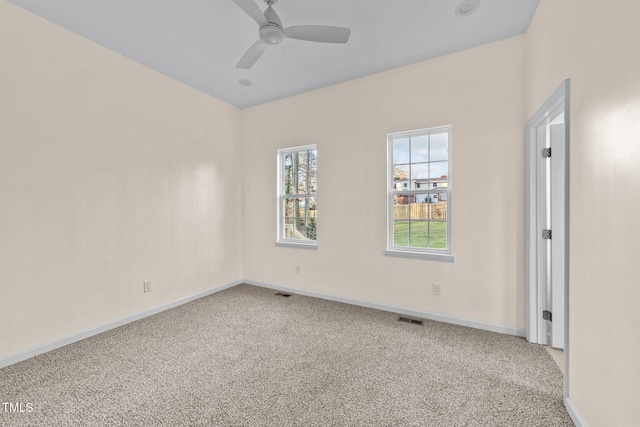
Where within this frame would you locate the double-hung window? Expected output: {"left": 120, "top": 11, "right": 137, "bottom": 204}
{"left": 386, "top": 126, "right": 453, "bottom": 261}
{"left": 277, "top": 145, "right": 317, "bottom": 248}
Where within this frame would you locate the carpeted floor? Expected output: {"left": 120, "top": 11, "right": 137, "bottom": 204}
{"left": 0, "top": 284, "right": 574, "bottom": 426}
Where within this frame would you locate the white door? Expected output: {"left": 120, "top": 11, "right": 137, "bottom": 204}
{"left": 535, "top": 115, "right": 566, "bottom": 349}
{"left": 538, "top": 122, "right": 567, "bottom": 349}
{"left": 526, "top": 79, "right": 570, "bottom": 396}
{"left": 549, "top": 123, "right": 566, "bottom": 349}
{"left": 527, "top": 98, "right": 568, "bottom": 349}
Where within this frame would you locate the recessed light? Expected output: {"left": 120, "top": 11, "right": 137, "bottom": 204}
{"left": 238, "top": 79, "right": 253, "bottom": 87}
{"left": 455, "top": 0, "right": 480, "bottom": 17}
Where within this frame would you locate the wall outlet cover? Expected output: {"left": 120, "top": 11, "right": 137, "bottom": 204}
{"left": 433, "top": 283, "right": 442, "bottom": 296}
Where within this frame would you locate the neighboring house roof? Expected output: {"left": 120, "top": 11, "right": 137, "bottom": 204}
{"left": 395, "top": 176, "right": 448, "bottom": 188}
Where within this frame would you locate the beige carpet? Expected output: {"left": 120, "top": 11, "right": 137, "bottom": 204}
{"left": 0, "top": 284, "right": 574, "bottom": 426}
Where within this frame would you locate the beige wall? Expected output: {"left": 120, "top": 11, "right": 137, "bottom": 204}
{"left": 526, "top": 0, "right": 640, "bottom": 425}
{"left": 5, "top": 0, "right": 637, "bottom": 423}
{"left": 0, "top": 2, "right": 243, "bottom": 358}
{"left": 243, "top": 36, "right": 527, "bottom": 329}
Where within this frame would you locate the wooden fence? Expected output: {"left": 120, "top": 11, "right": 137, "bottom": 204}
{"left": 394, "top": 202, "right": 447, "bottom": 220}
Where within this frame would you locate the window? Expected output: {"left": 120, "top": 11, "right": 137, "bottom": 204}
{"left": 386, "top": 126, "right": 453, "bottom": 261}
{"left": 277, "top": 145, "right": 317, "bottom": 248}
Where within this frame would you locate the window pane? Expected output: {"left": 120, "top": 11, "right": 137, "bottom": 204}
{"left": 393, "top": 195, "right": 409, "bottom": 219}
{"left": 412, "top": 163, "right": 428, "bottom": 181}
{"left": 284, "top": 218, "right": 295, "bottom": 239}
{"left": 424, "top": 193, "right": 437, "bottom": 205}
{"left": 304, "top": 197, "right": 311, "bottom": 218}
{"left": 283, "top": 198, "right": 294, "bottom": 219}
{"left": 283, "top": 152, "right": 294, "bottom": 195}
{"left": 283, "top": 172, "right": 294, "bottom": 195}
{"left": 307, "top": 197, "right": 317, "bottom": 217}
{"left": 430, "top": 133, "right": 449, "bottom": 161}
{"left": 297, "top": 150, "right": 308, "bottom": 171}
{"left": 393, "top": 221, "right": 409, "bottom": 246}
{"left": 308, "top": 149, "right": 317, "bottom": 171}
{"left": 286, "top": 217, "right": 312, "bottom": 241}
{"left": 282, "top": 198, "right": 317, "bottom": 241}
{"left": 430, "top": 198, "right": 448, "bottom": 220}
{"left": 297, "top": 169, "right": 307, "bottom": 194}
{"left": 295, "top": 217, "right": 306, "bottom": 239}
{"left": 393, "top": 138, "right": 410, "bottom": 164}
{"left": 393, "top": 164, "right": 409, "bottom": 182}
{"left": 308, "top": 172, "right": 317, "bottom": 194}
{"left": 394, "top": 193, "right": 414, "bottom": 208}
{"left": 305, "top": 218, "right": 317, "bottom": 240}
{"left": 428, "top": 221, "right": 447, "bottom": 249}
{"left": 410, "top": 221, "right": 428, "bottom": 248}
{"left": 429, "top": 161, "right": 448, "bottom": 182}
{"left": 410, "top": 194, "right": 429, "bottom": 220}
{"left": 411, "top": 135, "right": 429, "bottom": 163}
{"left": 284, "top": 153, "right": 293, "bottom": 168}
{"left": 294, "top": 198, "right": 305, "bottom": 218}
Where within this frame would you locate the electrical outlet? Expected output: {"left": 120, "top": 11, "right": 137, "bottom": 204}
{"left": 433, "top": 283, "right": 442, "bottom": 296}
{"left": 143, "top": 281, "right": 152, "bottom": 293}
{"left": 295, "top": 265, "right": 301, "bottom": 275}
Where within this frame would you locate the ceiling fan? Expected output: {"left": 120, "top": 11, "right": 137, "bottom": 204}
{"left": 232, "top": 0, "right": 351, "bottom": 69}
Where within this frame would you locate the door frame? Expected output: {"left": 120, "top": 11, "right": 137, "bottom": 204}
{"left": 525, "top": 79, "right": 570, "bottom": 398}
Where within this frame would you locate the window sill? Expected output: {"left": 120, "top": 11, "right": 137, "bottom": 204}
{"left": 384, "top": 250, "right": 454, "bottom": 262}
{"left": 275, "top": 242, "right": 318, "bottom": 250}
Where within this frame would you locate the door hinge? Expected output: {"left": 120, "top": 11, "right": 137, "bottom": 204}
{"left": 542, "top": 148, "right": 551, "bottom": 158}
{"left": 542, "top": 229, "right": 552, "bottom": 239}
{"left": 543, "top": 310, "right": 552, "bottom": 321}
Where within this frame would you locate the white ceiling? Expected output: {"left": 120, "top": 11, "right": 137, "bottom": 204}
{"left": 8, "top": 0, "right": 540, "bottom": 109}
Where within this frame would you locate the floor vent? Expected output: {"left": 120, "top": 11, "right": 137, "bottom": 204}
{"left": 274, "top": 292, "right": 292, "bottom": 298}
{"left": 398, "top": 316, "right": 423, "bottom": 325}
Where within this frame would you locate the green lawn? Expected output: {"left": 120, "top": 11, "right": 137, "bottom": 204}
{"left": 394, "top": 221, "right": 447, "bottom": 249}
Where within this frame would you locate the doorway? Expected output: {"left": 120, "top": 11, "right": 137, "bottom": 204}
{"left": 525, "top": 80, "right": 570, "bottom": 395}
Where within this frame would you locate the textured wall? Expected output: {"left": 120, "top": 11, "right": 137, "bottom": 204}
{"left": 526, "top": 0, "right": 640, "bottom": 425}
{"left": 0, "top": 2, "right": 243, "bottom": 358}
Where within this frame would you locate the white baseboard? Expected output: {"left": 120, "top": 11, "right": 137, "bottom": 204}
{"left": 243, "top": 279, "right": 526, "bottom": 337}
{"left": 0, "top": 279, "right": 242, "bottom": 369}
{"left": 2, "top": 278, "right": 585, "bottom": 423}
{"left": 1, "top": 278, "right": 527, "bottom": 370}
{"left": 565, "top": 397, "right": 588, "bottom": 427}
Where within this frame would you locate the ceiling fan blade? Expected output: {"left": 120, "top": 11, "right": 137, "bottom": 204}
{"left": 232, "top": 0, "right": 267, "bottom": 26}
{"left": 236, "top": 40, "right": 267, "bottom": 69}
{"left": 284, "top": 26, "right": 351, "bottom": 44}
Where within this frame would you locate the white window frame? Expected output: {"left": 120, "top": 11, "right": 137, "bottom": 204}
{"left": 385, "top": 126, "right": 454, "bottom": 262}
{"left": 276, "top": 144, "right": 318, "bottom": 249}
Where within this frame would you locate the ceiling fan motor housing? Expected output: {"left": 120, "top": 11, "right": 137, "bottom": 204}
{"left": 260, "top": 24, "right": 283, "bottom": 44}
